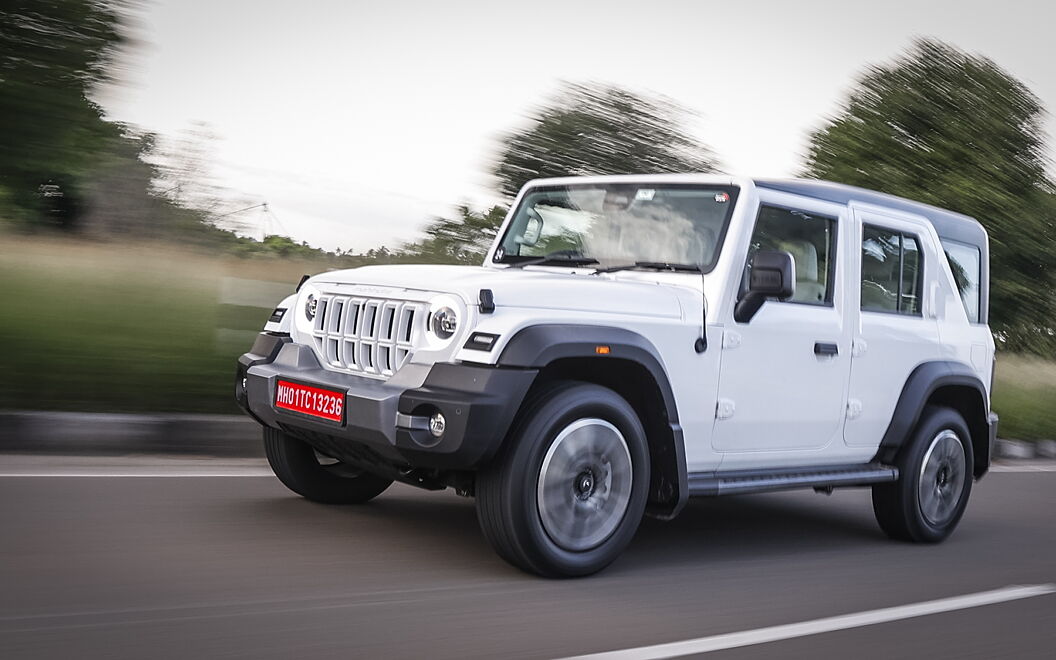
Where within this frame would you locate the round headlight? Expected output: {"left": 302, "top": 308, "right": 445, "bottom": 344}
{"left": 430, "top": 306, "right": 458, "bottom": 339}
{"left": 304, "top": 294, "right": 317, "bottom": 321}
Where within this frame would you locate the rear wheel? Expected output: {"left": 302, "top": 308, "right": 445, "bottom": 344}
{"left": 263, "top": 427, "right": 393, "bottom": 504}
{"left": 476, "top": 382, "right": 650, "bottom": 577}
{"left": 872, "top": 406, "right": 974, "bottom": 542}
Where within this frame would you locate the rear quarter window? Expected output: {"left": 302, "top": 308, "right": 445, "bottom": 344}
{"left": 940, "top": 239, "right": 981, "bottom": 323}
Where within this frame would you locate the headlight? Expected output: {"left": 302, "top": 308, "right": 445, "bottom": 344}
{"left": 304, "top": 294, "right": 318, "bottom": 321}
{"left": 430, "top": 306, "right": 458, "bottom": 339}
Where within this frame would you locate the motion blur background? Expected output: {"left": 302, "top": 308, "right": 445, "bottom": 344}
{"left": 1, "top": 0, "right": 1055, "bottom": 440}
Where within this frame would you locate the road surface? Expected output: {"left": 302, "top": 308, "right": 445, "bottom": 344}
{"left": 1, "top": 455, "right": 1054, "bottom": 658}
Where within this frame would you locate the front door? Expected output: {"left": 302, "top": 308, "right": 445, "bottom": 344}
{"left": 712, "top": 194, "right": 852, "bottom": 461}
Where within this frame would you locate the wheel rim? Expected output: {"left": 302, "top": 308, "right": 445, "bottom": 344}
{"left": 918, "top": 429, "right": 966, "bottom": 526}
{"left": 536, "top": 418, "right": 633, "bottom": 552}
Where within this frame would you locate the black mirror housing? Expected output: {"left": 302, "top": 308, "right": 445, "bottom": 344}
{"left": 735, "top": 250, "right": 795, "bottom": 323}
{"left": 749, "top": 250, "right": 795, "bottom": 298}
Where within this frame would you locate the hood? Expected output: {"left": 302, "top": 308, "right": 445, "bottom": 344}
{"left": 310, "top": 264, "right": 687, "bottom": 319}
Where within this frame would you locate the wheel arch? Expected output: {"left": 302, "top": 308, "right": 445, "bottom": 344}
{"left": 497, "top": 324, "right": 688, "bottom": 519}
{"left": 874, "top": 360, "right": 991, "bottom": 478}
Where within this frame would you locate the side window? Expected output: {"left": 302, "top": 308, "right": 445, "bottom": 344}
{"left": 861, "top": 225, "right": 923, "bottom": 316}
{"left": 940, "top": 239, "right": 981, "bottom": 323}
{"left": 747, "top": 205, "right": 837, "bottom": 305}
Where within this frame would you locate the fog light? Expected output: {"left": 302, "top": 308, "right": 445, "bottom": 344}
{"left": 429, "top": 412, "right": 446, "bottom": 438}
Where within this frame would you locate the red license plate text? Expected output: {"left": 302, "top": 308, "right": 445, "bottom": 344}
{"left": 275, "top": 380, "right": 344, "bottom": 422}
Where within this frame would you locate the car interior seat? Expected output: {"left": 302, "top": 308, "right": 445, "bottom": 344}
{"left": 780, "top": 240, "right": 825, "bottom": 304}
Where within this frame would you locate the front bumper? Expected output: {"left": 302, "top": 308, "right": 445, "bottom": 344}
{"left": 236, "top": 333, "right": 537, "bottom": 470}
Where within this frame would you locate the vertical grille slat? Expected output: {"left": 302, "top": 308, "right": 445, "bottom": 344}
{"left": 330, "top": 299, "right": 344, "bottom": 334}
{"left": 401, "top": 308, "right": 415, "bottom": 343}
{"left": 311, "top": 291, "right": 423, "bottom": 379}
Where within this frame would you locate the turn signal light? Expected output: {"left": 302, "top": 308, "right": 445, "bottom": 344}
{"left": 465, "top": 332, "right": 499, "bottom": 351}
{"left": 595, "top": 346, "right": 611, "bottom": 355}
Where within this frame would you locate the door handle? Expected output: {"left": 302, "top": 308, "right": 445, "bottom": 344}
{"left": 814, "top": 342, "right": 839, "bottom": 356}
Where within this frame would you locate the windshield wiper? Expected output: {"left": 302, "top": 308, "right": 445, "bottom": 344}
{"left": 593, "top": 261, "right": 703, "bottom": 274}
{"left": 505, "top": 249, "right": 599, "bottom": 269}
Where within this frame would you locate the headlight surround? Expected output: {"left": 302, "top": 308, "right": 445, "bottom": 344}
{"left": 429, "top": 306, "right": 458, "bottom": 339}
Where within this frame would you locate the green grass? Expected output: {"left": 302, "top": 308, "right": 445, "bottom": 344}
{"left": 0, "top": 237, "right": 322, "bottom": 414}
{"left": 992, "top": 354, "right": 1056, "bottom": 441}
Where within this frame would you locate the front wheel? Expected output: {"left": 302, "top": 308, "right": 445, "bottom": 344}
{"left": 476, "top": 382, "right": 650, "bottom": 577}
{"left": 872, "top": 406, "right": 974, "bottom": 542}
{"left": 263, "top": 427, "right": 393, "bottom": 504}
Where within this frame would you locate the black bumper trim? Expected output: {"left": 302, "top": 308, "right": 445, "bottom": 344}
{"left": 983, "top": 412, "right": 998, "bottom": 477}
{"left": 396, "top": 363, "right": 537, "bottom": 469}
{"left": 235, "top": 332, "right": 291, "bottom": 422}
{"left": 237, "top": 334, "right": 536, "bottom": 470}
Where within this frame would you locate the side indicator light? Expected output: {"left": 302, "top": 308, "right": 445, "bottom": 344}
{"left": 465, "top": 332, "right": 500, "bottom": 351}
{"left": 595, "top": 346, "right": 611, "bottom": 355}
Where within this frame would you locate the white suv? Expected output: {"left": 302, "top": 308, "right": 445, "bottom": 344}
{"left": 236, "top": 175, "right": 998, "bottom": 577}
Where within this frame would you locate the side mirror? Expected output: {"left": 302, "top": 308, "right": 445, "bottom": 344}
{"left": 517, "top": 210, "right": 543, "bottom": 246}
{"left": 734, "top": 250, "right": 795, "bottom": 323}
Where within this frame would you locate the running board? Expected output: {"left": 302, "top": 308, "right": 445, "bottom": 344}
{"left": 687, "top": 463, "right": 899, "bottom": 497}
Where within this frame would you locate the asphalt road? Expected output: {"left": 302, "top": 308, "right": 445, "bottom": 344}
{"left": 1, "top": 456, "right": 1054, "bottom": 659}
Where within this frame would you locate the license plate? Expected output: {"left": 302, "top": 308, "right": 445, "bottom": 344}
{"left": 274, "top": 380, "right": 344, "bottom": 423}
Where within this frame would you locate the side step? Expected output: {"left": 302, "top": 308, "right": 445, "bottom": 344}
{"left": 687, "top": 462, "right": 899, "bottom": 497}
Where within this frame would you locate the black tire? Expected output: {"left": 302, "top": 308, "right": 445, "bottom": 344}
{"left": 872, "top": 406, "right": 974, "bottom": 543}
{"left": 476, "top": 382, "right": 650, "bottom": 578}
{"left": 263, "top": 427, "right": 393, "bottom": 504}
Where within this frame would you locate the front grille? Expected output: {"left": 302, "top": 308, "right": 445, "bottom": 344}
{"left": 310, "top": 294, "right": 424, "bottom": 377}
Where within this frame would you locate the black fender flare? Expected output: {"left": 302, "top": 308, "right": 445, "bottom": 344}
{"left": 498, "top": 324, "right": 688, "bottom": 518}
{"left": 873, "top": 360, "right": 991, "bottom": 476}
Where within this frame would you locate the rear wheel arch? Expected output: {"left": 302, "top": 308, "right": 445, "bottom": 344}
{"left": 927, "top": 385, "right": 989, "bottom": 478}
{"left": 875, "top": 361, "right": 991, "bottom": 478}
{"left": 498, "top": 325, "right": 688, "bottom": 520}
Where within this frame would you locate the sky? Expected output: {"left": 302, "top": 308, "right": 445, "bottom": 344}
{"left": 101, "top": 0, "right": 1056, "bottom": 252}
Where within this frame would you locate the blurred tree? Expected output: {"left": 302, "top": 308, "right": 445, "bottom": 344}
{"left": 147, "top": 122, "right": 238, "bottom": 219}
{"left": 803, "top": 39, "right": 1056, "bottom": 355}
{"left": 401, "top": 204, "right": 508, "bottom": 264}
{"left": 0, "top": 0, "right": 132, "bottom": 228}
{"left": 492, "top": 82, "right": 718, "bottom": 198}
{"left": 78, "top": 128, "right": 166, "bottom": 237}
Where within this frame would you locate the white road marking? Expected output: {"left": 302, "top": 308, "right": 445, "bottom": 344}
{"left": 561, "top": 584, "right": 1056, "bottom": 660}
{"left": 0, "top": 456, "right": 273, "bottom": 477}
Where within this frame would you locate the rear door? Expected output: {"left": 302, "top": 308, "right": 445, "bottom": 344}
{"left": 844, "top": 204, "right": 941, "bottom": 447}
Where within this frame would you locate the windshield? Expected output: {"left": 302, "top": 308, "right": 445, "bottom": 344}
{"left": 492, "top": 184, "right": 739, "bottom": 271}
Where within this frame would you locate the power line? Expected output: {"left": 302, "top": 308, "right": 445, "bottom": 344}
{"left": 264, "top": 204, "right": 290, "bottom": 236}
{"left": 212, "top": 201, "right": 291, "bottom": 242}
{"left": 214, "top": 202, "right": 268, "bottom": 219}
